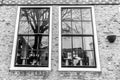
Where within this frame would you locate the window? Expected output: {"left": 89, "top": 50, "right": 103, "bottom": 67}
{"left": 10, "top": 6, "right": 52, "bottom": 70}
{"left": 59, "top": 6, "right": 101, "bottom": 71}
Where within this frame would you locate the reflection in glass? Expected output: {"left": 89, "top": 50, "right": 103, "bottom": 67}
{"left": 62, "top": 22, "right": 72, "bottom": 34}
{"left": 16, "top": 36, "right": 49, "bottom": 67}
{"left": 62, "top": 9, "right": 71, "bottom": 21}
{"left": 83, "top": 22, "right": 93, "bottom": 34}
{"left": 61, "top": 7, "right": 96, "bottom": 68}
{"left": 83, "top": 37, "right": 94, "bottom": 50}
{"left": 62, "top": 37, "right": 72, "bottom": 49}
{"left": 62, "top": 46, "right": 95, "bottom": 67}
{"left": 19, "top": 8, "right": 49, "bottom": 34}
{"left": 72, "top": 22, "right": 82, "bottom": 34}
{"left": 73, "top": 37, "right": 82, "bottom": 49}
{"left": 62, "top": 36, "right": 95, "bottom": 67}
{"left": 86, "top": 51, "right": 95, "bottom": 66}
{"left": 72, "top": 9, "right": 81, "bottom": 20}
{"left": 82, "top": 9, "right": 91, "bottom": 20}
{"left": 62, "top": 37, "right": 72, "bottom": 66}
{"left": 19, "top": 21, "right": 31, "bottom": 34}
{"left": 15, "top": 8, "right": 50, "bottom": 67}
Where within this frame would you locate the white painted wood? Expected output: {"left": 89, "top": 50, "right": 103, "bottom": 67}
{"left": 58, "top": 6, "right": 101, "bottom": 71}
{"left": 10, "top": 6, "right": 52, "bottom": 71}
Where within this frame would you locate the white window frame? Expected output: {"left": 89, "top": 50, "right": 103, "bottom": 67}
{"left": 58, "top": 6, "right": 101, "bottom": 71}
{"left": 10, "top": 6, "right": 52, "bottom": 71}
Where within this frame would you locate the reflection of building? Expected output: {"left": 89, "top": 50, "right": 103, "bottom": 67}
{"left": 62, "top": 34, "right": 95, "bottom": 66}
{"left": 62, "top": 48, "right": 89, "bottom": 66}
{"left": 40, "top": 46, "right": 49, "bottom": 66}
{"left": 16, "top": 36, "right": 48, "bottom": 66}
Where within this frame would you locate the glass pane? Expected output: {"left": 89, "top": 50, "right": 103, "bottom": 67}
{"left": 72, "top": 9, "right": 81, "bottom": 20}
{"left": 19, "top": 16, "right": 27, "bottom": 21}
{"left": 41, "top": 25, "right": 49, "bottom": 34}
{"left": 19, "top": 8, "right": 49, "bottom": 34}
{"left": 82, "top": 9, "right": 91, "bottom": 20}
{"left": 73, "top": 37, "right": 83, "bottom": 49}
{"left": 19, "top": 21, "right": 49, "bottom": 34}
{"left": 85, "top": 51, "right": 96, "bottom": 66}
{"left": 39, "top": 49, "right": 49, "bottom": 67}
{"left": 62, "top": 37, "right": 72, "bottom": 66}
{"left": 15, "top": 50, "right": 31, "bottom": 66}
{"left": 15, "top": 36, "right": 49, "bottom": 66}
{"left": 27, "top": 36, "right": 48, "bottom": 49}
{"left": 62, "top": 22, "right": 72, "bottom": 34}
{"left": 37, "top": 20, "right": 49, "bottom": 34}
{"left": 15, "top": 49, "right": 48, "bottom": 67}
{"left": 17, "top": 36, "right": 29, "bottom": 50}
{"left": 73, "top": 49, "right": 87, "bottom": 66}
{"left": 28, "top": 36, "right": 35, "bottom": 48}
{"left": 16, "top": 36, "right": 30, "bottom": 66}
{"left": 72, "top": 22, "right": 82, "bottom": 34}
{"left": 62, "top": 9, "right": 71, "bottom": 21}
{"left": 83, "top": 37, "right": 94, "bottom": 50}
{"left": 72, "top": 51, "right": 95, "bottom": 67}
{"left": 18, "top": 21, "right": 31, "bottom": 34}
{"left": 26, "top": 49, "right": 39, "bottom": 66}
{"left": 83, "top": 22, "right": 93, "bottom": 34}
{"left": 62, "top": 37, "right": 72, "bottom": 49}
{"left": 72, "top": 37, "right": 84, "bottom": 66}
{"left": 41, "top": 36, "right": 49, "bottom": 48}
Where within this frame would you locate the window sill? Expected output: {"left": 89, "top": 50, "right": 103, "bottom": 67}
{"left": 58, "top": 67, "right": 101, "bottom": 72}
{"left": 10, "top": 67, "right": 51, "bottom": 71}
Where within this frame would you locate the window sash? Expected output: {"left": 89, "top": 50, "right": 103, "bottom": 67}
{"left": 10, "top": 6, "right": 52, "bottom": 71}
{"left": 59, "top": 6, "right": 101, "bottom": 71}
{"left": 16, "top": 7, "right": 50, "bottom": 67}
{"left": 18, "top": 34, "right": 49, "bottom": 36}
{"left": 15, "top": 35, "right": 49, "bottom": 67}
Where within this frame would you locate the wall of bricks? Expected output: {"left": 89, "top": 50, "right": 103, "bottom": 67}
{"left": 0, "top": 0, "right": 120, "bottom": 80}
{"left": 0, "top": 0, "right": 119, "bottom": 4}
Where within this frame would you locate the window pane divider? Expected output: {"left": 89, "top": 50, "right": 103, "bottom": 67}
{"left": 62, "top": 20, "right": 92, "bottom": 22}
{"left": 62, "top": 34, "right": 94, "bottom": 36}
{"left": 18, "top": 33, "right": 49, "bottom": 36}
{"left": 20, "top": 20, "right": 49, "bottom": 22}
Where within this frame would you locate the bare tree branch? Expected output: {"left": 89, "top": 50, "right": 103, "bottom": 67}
{"left": 23, "top": 9, "right": 35, "bottom": 32}
{"left": 62, "top": 9, "right": 71, "bottom": 19}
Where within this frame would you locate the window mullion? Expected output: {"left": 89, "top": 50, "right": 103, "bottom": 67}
{"left": 80, "top": 9, "right": 84, "bottom": 51}
{"left": 18, "top": 33, "right": 49, "bottom": 36}
{"left": 71, "top": 9, "right": 74, "bottom": 66}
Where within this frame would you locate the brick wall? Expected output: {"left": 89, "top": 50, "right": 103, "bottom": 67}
{"left": 0, "top": 0, "right": 120, "bottom": 80}
{"left": 0, "top": 0, "right": 119, "bottom": 4}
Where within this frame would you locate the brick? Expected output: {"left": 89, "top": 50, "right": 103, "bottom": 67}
{"left": 0, "top": 1, "right": 119, "bottom": 80}
{"left": 1, "top": 0, "right": 120, "bottom": 4}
